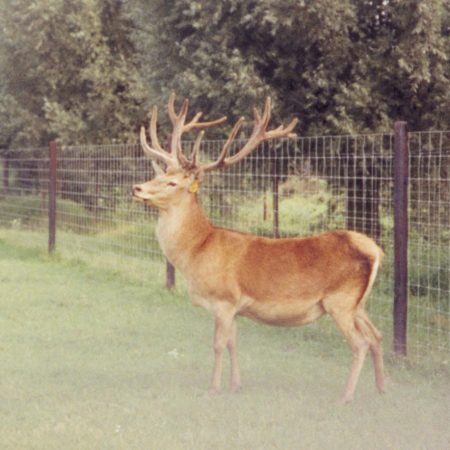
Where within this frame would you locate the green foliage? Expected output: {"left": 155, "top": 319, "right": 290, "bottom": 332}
{"left": 237, "top": 176, "right": 334, "bottom": 236}
{"left": 0, "top": 194, "right": 162, "bottom": 263}
{"left": 0, "top": 194, "right": 98, "bottom": 231}
{"left": 1, "top": 0, "right": 449, "bottom": 147}
{"left": 409, "top": 231, "right": 450, "bottom": 300}
{"left": 140, "top": 0, "right": 450, "bottom": 135}
{"left": 0, "top": 195, "right": 46, "bottom": 228}
{"left": 0, "top": 0, "right": 148, "bottom": 146}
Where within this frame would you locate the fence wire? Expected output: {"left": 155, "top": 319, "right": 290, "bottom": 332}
{"left": 408, "top": 132, "right": 450, "bottom": 361}
{"left": 0, "top": 131, "right": 449, "bottom": 365}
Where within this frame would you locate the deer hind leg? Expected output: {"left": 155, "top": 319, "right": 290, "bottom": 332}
{"left": 355, "top": 310, "right": 385, "bottom": 394}
{"left": 209, "top": 303, "right": 237, "bottom": 394}
{"left": 325, "top": 304, "right": 370, "bottom": 403}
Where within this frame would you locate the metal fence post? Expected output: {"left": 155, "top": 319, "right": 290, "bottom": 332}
{"left": 393, "top": 121, "right": 409, "bottom": 356}
{"left": 166, "top": 260, "right": 176, "bottom": 290}
{"left": 48, "top": 141, "right": 58, "bottom": 254}
{"left": 272, "top": 154, "right": 280, "bottom": 238}
{"left": 163, "top": 133, "right": 176, "bottom": 289}
{"left": 2, "top": 155, "right": 9, "bottom": 194}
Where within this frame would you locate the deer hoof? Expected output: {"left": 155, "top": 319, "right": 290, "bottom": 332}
{"left": 230, "top": 383, "right": 242, "bottom": 393}
{"left": 208, "top": 386, "right": 221, "bottom": 395}
{"left": 339, "top": 394, "right": 354, "bottom": 405}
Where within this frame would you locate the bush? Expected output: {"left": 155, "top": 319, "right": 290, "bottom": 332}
{"left": 0, "top": 195, "right": 47, "bottom": 228}
{"left": 236, "top": 175, "right": 337, "bottom": 237}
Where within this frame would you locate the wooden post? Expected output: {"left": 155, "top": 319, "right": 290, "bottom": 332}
{"left": 94, "top": 160, "right": 99, "bottom": 222}
{"left": 393, "top": 121, "right": 409, "bottom": 356}
{"left": 164, "top": 133, "right": 176, "bottom": 289}
{"left": 272, "top": 155, "right": 280, "bottom": 238}
{"left": 48, "top": 141, "right": 58, "bottom": 254}
{"left": 166, "top": 260, "right": 176, "bottom": 290}
{"left": 2, "top": 156, "right": 9, "bottom": 194}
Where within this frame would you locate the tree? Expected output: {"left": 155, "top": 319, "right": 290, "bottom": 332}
{"left": 142, "top": 0, "right": 450, "bottom": 134}
{"left": 0, "top": 0, "right": 148, "bottom": 146}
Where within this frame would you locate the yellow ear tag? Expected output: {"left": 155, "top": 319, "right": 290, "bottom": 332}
{"left": 188, "top": 180, "right": 199, "bottom": 193}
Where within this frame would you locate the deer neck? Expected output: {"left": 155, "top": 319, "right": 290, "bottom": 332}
{"left": 156, "top": 194, "right": 212, "bottom": 271}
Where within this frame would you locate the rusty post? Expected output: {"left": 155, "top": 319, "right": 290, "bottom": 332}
{"left": 272, "top": 154, "right": 280, "bottom": 238}
{"left": 48, "top": 141, "right": 58, "bottom": 253}
{"left": 393, "top": 121, "right": 409, "bottom": 356}
{"left": 2, "top": 155, "right": 9, "bottom": 194}
{"left": 263, "top": 192, "right": 267, "bottom": 221}
{"left": 166, "top": 260, "right": 176, "bottom": 290}
{"left": 163, "top": 133, "right": 176, "bottom": 289}
{"left": 94, "top": 160, "right": 99, "bottom": 222}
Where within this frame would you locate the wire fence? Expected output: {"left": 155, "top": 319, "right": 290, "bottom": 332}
{"left": 0, "top": 129, "right": 449, "bottom": 366}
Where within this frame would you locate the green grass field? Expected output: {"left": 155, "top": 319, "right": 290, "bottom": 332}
{"left": 1, "top": 238, "right": 449, "bottom": 450}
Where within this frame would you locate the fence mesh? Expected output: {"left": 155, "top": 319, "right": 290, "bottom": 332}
{"left": 408, "top": 131, "right": 450, "bottom": 361}
{"left": 0, "top": 147, "right": 49, "bottom": 248}
{"left": 0, "top": 131, "right": 449, "bottom": 366}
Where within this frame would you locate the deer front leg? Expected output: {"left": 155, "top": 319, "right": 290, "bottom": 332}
{"left": 209, "top": 304, "right": 236, "bottom": 394}
{"left": 227, "top": 319, "right": 241, "bottom": 392}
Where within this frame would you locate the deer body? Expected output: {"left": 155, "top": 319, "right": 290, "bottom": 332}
{"left": 133, "top": 94, "right": 385, "bottom": 402}
{"left": 157, "top": 193, "right": 380, "bottom": 324}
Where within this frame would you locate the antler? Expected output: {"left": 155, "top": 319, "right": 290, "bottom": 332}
{"left": 168, "top": 92, "right": 227, "bottom": 132}
{"left": 140, "top": 105, "right": 178, "bottom": 168}
{"left": 199, "top": 97, "right": 298, "bottom": 172}
{"left": 167, "top": 92, "right": 227, "bottom": 168}
{"left": 140, "top": 94, "right": 298, "bottom": 172}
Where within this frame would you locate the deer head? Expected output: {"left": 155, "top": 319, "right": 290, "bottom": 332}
{"left": 132, "top": 93, "right": 298, "bottom": 210}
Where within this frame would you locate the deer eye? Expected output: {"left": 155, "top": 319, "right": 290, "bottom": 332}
{"left": 167, "top": 181, "right": 177, "bottom": 187}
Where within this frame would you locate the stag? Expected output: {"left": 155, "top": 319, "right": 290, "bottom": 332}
{"left": 132, "top": 94, "right": 385, "bottom": 403}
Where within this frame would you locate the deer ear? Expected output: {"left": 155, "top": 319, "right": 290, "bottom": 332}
{"left": 193, "top": 169, "right": 204, "bottom": 183}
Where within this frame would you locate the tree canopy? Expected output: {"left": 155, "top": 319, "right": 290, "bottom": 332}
{"left": 1, "top": 0, "right": 449, "bottom": 146}
{"left": 0, "top": 0, "right": 147, "bottom": 146}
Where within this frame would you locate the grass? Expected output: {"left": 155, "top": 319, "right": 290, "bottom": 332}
{"left": 1, "top": 239, "right": 449, "bottom": 450}
{"left": 1, "top": 187, "right": 449, "bottom": 367}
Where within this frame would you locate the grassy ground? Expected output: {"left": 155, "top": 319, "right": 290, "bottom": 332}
{"left": 1, "top": 239, "right": 449, "bottom": 450}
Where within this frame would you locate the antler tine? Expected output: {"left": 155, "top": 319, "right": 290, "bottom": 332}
{"left": 262, "top": 97, "right": 272, "bottom": 128}
{"left": 140, "top": 125, "right": 176, "bottom": 168}
{"left": 180, "top": 98, "right": 189, "bottom": 118}
{"left": 149, "top": 106, "right": 165, "bottom": 154}
{"left": 168, "top": 92, "right": 189, "bottom": 124}
{"left": 253, "top": 107, "right": 262, "bottom": 123}
{"left": 167, "top": 92, "right": 177, "bottom": 124}
{"left": 171, "top": 113, "right": 190, "bottom": 167}
{"left": 202, "top": 96, "right": 297, "bottom": 169}
{"left": 184, "top": 114, "right": 228, "bottom": 132}
{"left": 201, "top": 117, "right": 245, "bottom": 172}
{"left": 190, "top": 130, "right": 205, "bottom": 166}
{"left": 169, "top": 91, "right": 227, "bottom": 132}
{"left": 167, "top": 93, "right": 189, "bottom": 164}
{"left": 188, "top": 111, "right": 203, "bottom": 127}
{"left": 266, "top": 117, "right": 299, "bottom": 139}
{"left": 253, "top": 97, "right": 271, "bottom": 128}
